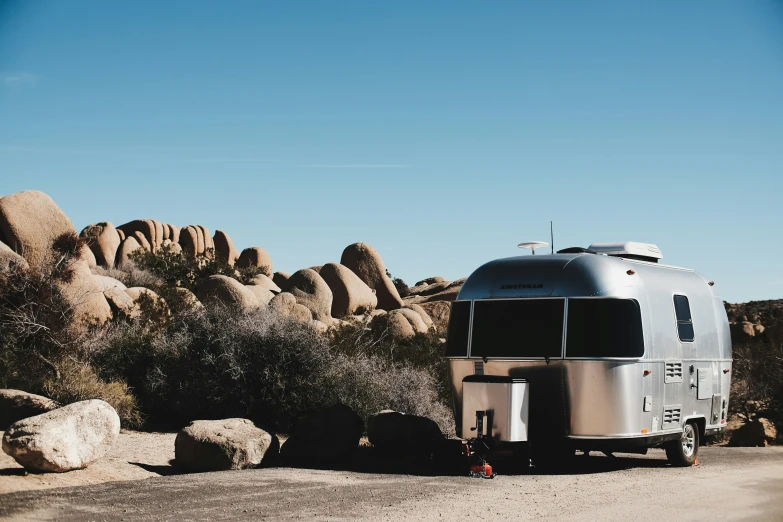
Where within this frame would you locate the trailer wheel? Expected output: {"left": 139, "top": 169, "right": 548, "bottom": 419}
{"left": 665, "top": 421, "right": 699, "bottom": 467}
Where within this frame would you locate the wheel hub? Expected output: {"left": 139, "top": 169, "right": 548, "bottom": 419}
{"left": 682, "top": 424, "right": 695, "bottom": 457}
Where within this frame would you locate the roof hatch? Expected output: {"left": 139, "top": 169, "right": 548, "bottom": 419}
{"left": 587, "top": 242, "right": 663, "bottom": 263}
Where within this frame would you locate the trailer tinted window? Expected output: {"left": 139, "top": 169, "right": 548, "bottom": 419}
{"left": 470, "top": 299, "right": 564, "bottom": 359}
{"left": 566, "top": 299, "right": 644, "bottom": 358}
{"left": 444, "top": 301, "right": 471, "bottom": 357}
{"left": 673, "top": 295, "right": 694, "bottom": 342}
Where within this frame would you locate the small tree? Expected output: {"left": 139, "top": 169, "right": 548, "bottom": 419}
{"left": 385, "top": 269, "right": 410, "bottom": 298}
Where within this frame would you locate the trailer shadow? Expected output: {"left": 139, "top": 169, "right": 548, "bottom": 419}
{"left": 329, "top": 446, "right": 672, "bottom": 478}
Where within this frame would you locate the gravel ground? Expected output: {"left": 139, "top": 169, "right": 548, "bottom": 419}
{"left": 1, "top": 446, "right": 781, "bottom": 521}
{"left": 0, "top": 431, "right": 177, "bottom": 495}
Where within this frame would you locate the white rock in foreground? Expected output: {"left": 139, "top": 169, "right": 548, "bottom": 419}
{"left": 175, "top": 418, "right": 277, "bottom": 472}
{"left": 2, "top": 399, "right": 121, "bottom": 473}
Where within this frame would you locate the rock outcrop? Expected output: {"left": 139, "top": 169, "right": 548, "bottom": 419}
{"left": 115, "top": 236, "right": 142, "bottom": 269}
{"left": 245, "top": 284, "right": 275, "bottom": 306}
{"left": 0, "top": 390, "right": 59, "bottom": 430}
{"left": 0, "top": 240, "right": 28, "bottom": 272}
{"left": 80, "top": 222, "right": 121, "bottom": 267}
{"left": 415, "top": 276, "right": 444, "bottom": 287}
{"left": 417, "top": 301, "right": 451, "bottom": 331}
{"left": 178, "top": 226, "right": 200, "bottom": 257}
{"left": 0, "top": 190, "right": 77, "bottom": 268}
{"left": 283, "top": 269, "right": 333, "bottom": 324}
{"left": 272, "top": 272, "right": 290, "bottom": 288}
{"left": 175, "top": 418, "right": 278, "bottom": 472}
{"left": 117, "top": 220, "right": 159, "bottom": 252}
{"left": 2, "top": 399, "right": 120, "bottom": 472}
{"left": 196, "top": 275, "right": 260, "bottom": 311}
{"left": 236, "top": 247, "right": 273, "bottom": 276}
{"left": 57, "top": 256, "right": 113, "bottom": 327}
{"left": 340, "top": 243, "right": 403, "bottom": 311}
{"left": 213, "top": 230, "right": 239, "bottom": 267}
{"left": 319, "top": 263, "right": 378, "bottom": 318}
{"left": 386, "top": 310, "right": 415, "bottom": 338}
{"left": 246, "top": 274, "right": 281, "bottom": 294}
{"left": 396, "top": 308, "right": 428, "bottom": 334}
{"left": 405, "top": 304, "right": 433, "bottom": 328}
{"left": 269, "top": 292, "right": 315, "bottom": 322}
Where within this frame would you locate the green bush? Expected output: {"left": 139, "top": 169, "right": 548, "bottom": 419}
{"left": 128, "top": 248, "right": 264, "bottom": 292}
{"left": 88, "top": 304, "right": 334, "bottom": 431}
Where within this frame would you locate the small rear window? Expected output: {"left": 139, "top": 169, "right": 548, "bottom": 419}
{"left": 566, "top": 299, "right": 644, "bottom": 358}
{"left": 444, "top": 301, "right": 471, "bottom": 357}
{"left": 673, "top": 295, "right": 694, "bottom": 342}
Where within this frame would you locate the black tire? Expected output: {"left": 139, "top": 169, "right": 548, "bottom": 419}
{"left": 665, "top": 422, "right": 699, "bottom": 467}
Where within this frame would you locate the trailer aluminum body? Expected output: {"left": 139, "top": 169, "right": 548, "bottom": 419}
{"left": 446, "top": 246, "right": 732, "bottom": 465}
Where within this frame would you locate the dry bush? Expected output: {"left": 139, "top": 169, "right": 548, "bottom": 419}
{"left": 87, "top": 304, "right": 332, "bottom": 431}
{"left": 0, "top": 234, "right": 142, "bottom": 427}
{"left": 86, "top": 302, "right": 454, "bottom": 434}
{"left": 329, "top": 319, "right": 452, "bottom": 404}
{"left": 43, "top": 359, "right": 141, "bottom": 427}
{"left": 731, "top": 339, "right": 783, "bottom": 423}
{"left": 93, "top": 264, "right": 163, "bottom": 290}
{"left": 321, "top": 353, "right": 454, "bottom": 436}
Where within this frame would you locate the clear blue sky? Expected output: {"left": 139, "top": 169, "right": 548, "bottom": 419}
{"left": 1, "top": 1, "right": 781, "bottom": 303}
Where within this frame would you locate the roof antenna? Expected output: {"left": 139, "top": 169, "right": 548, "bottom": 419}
{"left": 550, "top": 221, "right": 554, "bottom": 254}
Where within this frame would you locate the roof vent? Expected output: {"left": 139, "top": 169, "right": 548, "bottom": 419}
{"left": 587, "top": 242, "right": 663, "bottom": 263}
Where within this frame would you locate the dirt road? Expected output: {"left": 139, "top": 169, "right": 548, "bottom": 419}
{"left": 1, "top": 447, "right": 781, "bottom": 521}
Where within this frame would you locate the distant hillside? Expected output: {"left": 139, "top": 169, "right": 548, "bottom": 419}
{"left": 725, "top": 299, "right": 783, "bottom": 343}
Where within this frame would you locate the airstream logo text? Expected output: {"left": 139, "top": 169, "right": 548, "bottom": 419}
{"left": 500, "top": 283, "right": 543, "bottom": 290}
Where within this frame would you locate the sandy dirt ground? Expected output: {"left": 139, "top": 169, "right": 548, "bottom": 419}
{"left": 1, "top": 443, "right": 782, "bottom": 521}
{"left": 0, "top": 431, "right": 177, "bottom": 495}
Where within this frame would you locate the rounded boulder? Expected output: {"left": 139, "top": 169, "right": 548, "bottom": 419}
{"left": 175, "top": 418, "right": 278, "bottom": 472}
{"left": 284, "top": 269, "right": 333, "bottom": 324}
{"left": 319, "top": 263, "right": 377, "bottom": 318}
{"left": 340, "top": 242, "right": 403, "bottom": 311}
{"left": 2, "top": 399, "right": 121, "bottom": 473}
{"left": 236, "top": 247, "right": 273, "bottom": 276}
{"left": 196, "top": 275, "right": 260, "bottom": 311}
{"left": 0, "top": 190, "right": 77, "bottom": 269}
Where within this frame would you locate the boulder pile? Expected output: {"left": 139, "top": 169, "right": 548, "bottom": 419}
{"left": 0, "top": 189, "right": 462, "bottom": 338}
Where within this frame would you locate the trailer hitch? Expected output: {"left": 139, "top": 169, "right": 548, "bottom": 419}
{"left": 464, "top": 410, "right": 497, "bottom": 479}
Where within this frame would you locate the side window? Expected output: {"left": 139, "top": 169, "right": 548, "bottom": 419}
{"left": 673, "top": 295, "right": 694, "bottom": 342}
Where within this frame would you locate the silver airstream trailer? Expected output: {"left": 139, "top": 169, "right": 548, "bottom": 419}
{"left": 446, "top": 242, "right": 732, "bottom": 467}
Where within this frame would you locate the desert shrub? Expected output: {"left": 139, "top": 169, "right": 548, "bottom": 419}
{"left": 0, "top": 234, "right": 88, "bottom": 390}
{"left": 328, "top": 320, "right": 451, "bottom": 404}
{"left": 320, "top": 353, "right": 454, "bottom": 435}
{"left": 93, "top": 265, "right": 163, "bottom": 290}
{"left": 0, "top": 234, "right": 141, "bottom": 426}
{"left": 730, "top": 339, "right": 783, "bottom": 423}
{"left": 88, "top": 304, "right": 333, "bottom": 431}
{"left": 385, "top": 269, "right": 411, "bottom": 298}
{"left": 43, "top": 359, "right": 142, "bottom": 427}
{"left": 128, "top": 248, "right": 264, "bottom": 292}
{"left": 86, "top": 302, "right": 454, "bottom": 433}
